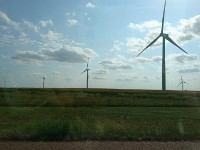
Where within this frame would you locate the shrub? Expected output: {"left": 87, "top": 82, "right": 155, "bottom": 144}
{"left": 33, "top": 120, "right": 70, "bottom": 141}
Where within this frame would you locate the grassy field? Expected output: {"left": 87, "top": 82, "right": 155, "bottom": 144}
{"left": 1, "top": 88, "right": 200, "bottom": 107}
{"left": 0, "top": 88, "right": 200, "bottom": 141}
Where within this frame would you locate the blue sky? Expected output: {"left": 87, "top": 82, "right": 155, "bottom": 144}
{"left": 0, "top": 0, "right": 200, "bottom": 90}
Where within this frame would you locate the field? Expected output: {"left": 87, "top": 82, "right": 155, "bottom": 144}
{"left": 0, "top": 88, "right": 200, "bottom": 141}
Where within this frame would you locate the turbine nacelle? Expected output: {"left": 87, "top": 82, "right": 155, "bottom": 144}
{"left": 81, "top": 68, "right": 90, "bottom": 74}
{"left": 162, "top": 33, "right": 169, "bottom": 37}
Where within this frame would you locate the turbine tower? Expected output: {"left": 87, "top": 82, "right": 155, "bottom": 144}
{"left": 4, "top": 80, "right": 6, "bottom": 88}
{"left": 137, "top": 0, "right": 188, "bottom": 90}
{"left": 43, "top": 75, "right": 45, "bottom": 88}
{"left": 177, "top": 74, "right": 186, "bottom": 91}
{"left": 81, "top": 60, "right": 90, "bottom": 88}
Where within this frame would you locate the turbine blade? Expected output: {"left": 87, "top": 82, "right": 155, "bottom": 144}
{"left": 165, "top": 36, "right": 188, "bottom": 54}
{"left": 137, "top": 35, "right": 161, "bottom": 57}
{"left": 81, "top": 69, "right": 87, "bottom": 74}
{"left": 177, "top": 82, "right": 182, "bottom": 87}
{"left": 161, "top": 0, "right": 166, "bottom": 34}
{"left": 181, "top": 74, "right": 183, "bottom": 81}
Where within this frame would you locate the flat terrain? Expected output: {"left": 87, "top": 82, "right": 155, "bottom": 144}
{"left": 1, "top": 141, "right": 200, "bottom": 150}
{"left": 0, "top": 88, "right": 200, "bottom": 141}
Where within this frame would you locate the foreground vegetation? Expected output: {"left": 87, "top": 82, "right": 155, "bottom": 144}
{"left": 0, "top": 88, "right": 200, "bottom": 141}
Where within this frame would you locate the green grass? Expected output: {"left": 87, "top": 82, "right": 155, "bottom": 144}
{"left": 0, "top": 88, "right": 200, "bottom": 107}
{"left": 0, "top": 107, "right": 200, "bottom": 141}
{"left": 0, "top": 88, "right": 200, "bottom": 141}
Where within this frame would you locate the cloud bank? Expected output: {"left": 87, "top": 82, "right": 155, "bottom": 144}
{"left": 12, "top": 46, "right": 96, "bottom": 64}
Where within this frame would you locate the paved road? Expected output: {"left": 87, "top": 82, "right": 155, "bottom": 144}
{"left": 0, "top": 141, "right": 200, "bottom": 150}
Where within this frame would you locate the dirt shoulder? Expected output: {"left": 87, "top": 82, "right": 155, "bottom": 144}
{"left": 0, "top": 141, "right": 200, "bottom": 150}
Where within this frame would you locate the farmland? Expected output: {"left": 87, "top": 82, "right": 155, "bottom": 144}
{"left": 0, "top": 88, "right": 200, "bottom": 141}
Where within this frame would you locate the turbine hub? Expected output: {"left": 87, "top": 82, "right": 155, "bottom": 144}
{"left": 163, "top": 33, "right": 169, "bottom": 37}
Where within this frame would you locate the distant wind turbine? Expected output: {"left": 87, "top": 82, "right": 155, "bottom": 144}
{"left": 43, "top": 75, "right": 45, "bottom": 88}
{"left": 137, "top": 0, "right": 188, "bottom": 90}
{"left": 4, "top": 80, "right": 6, "bottom": 88}
{"left": 81, "top": 60, "right": 90, "bottom": 88}
{"left": 177, "top": 74, "right": 186, "bottom": 91}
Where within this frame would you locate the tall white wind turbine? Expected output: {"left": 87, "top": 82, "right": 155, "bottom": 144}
{"left": 137, "top": 0, "right": 188, "bottom": 90}
{"left": 81, "top": 61, "right": 90, "bottom": 88}
{"left": 177, "top": 74, "right": 186, "bottom": 91}
{"left": 4, "top": 80, "right": 6, "bottom": 88}
{"left": 43, "top": 75, "right": 45, "bottom": 88}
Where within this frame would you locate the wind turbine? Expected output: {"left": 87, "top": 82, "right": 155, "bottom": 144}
{"left": 42, "top": 75, "right": 45, "bottom": 88}
{"left": 81, "top": 60, "right": 90, "bottom": 88}
{"left": 177, "top": 74, "right": 186, "bottom": 91}
{"left": 4, "top": 80, "right": 6, "bottom": 88}
{"left": 137, "top": 0, "right": 188, "bottom": 90}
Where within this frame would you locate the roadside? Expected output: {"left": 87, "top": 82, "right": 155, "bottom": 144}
{"left": 0, "top": 141, "right": 200, "bottom": 150}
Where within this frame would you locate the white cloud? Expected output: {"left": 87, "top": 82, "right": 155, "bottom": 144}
{"left": 152, "top": 56, "right": 162, "bottom": 62}
{"left": 42, "top": 47, "right": 85, "bottom": 63}
{"left": 110, "top": 40, "right": 123, "bottom": 51}
{"left": 52, "top": 71, "right": 60, "bottom": 75}
{"left": 0, "top": 32, "right": 40, "bottom": 47}
{"left": 176, "top": 61, "right": 200, "bottom": 74}
{"left": 141, "top": 76, "right": 152, "bottom": 82}
{"left": 178, "top": 67, "right": 200, "bottom": 73}
{"left": 135, "top": 54, "right": 197, "bottom": 64}
{"left": 11, "top": 45, "right": 96, "bottom": 64}
{"left": 0, "top": 12, "right": 54, "bottom": 33}
{"left": 0, "top": 12, "right": 42, "bottom": 47}
{"left": 40, "top": 46, "right": 96, "bottom": 63}
{"left": 193, "top": 63, "right": 200, "bottom": 68}
{"left": 27, "top": 73, "right": 45, "bottom": 78}
{"left": 93, "top": 76, "right": 107, "bottom": 80}
{"left": 99, "top": 59, "right": 132, "bottom": 70}
{"left": 11, "top": 51, "right": 44, "bottom": 65}
{"left": 1, "top": 25, "right": 8, "bottom": 31}
{"left": 40, "top": 19, "right": 53, "bottom": 27}
{"left": 127, "top": 20, "right": 161, "bottom": 31}
{"left": 177, "top": 15, "right": 200, "bottom": 43}
{"left": 83, "top": 48, "right": 96, "bottom": 58}
{"left": 167, "top": 53, "right": 198, "bottom": 63}
{"left": 135, "top": 57, "right": 152, "bottom": 63}
{"left": 66, "top": 12, "right": 76, "bottom": 17}
{"left": 126, "top": 37, "right": 146, "bottom": 54}
{"left": 67, "top": 19, "right": 78, "bottom": 26}
{"left": 40, "top": 30, "right": 62, "bottom": 41}
{"left": 126, "top": 29, "right": 162, "bottom": 54}
{"left": 65, "top": 77, "right": 72, "bottom": 81}
{"left": 0, "top": 11, "right": 19, "bottom": 28}
{"left": 86, "top": 2, "right": 95, "bottom": 8}
{"left": 22, "top": 20, "right": 39, "bottom": 32}
{"left": 18, "top": 32, "right": 37, "bottom": 45}
{"left": 93, "top": 68, "right": 108, "bottom": 75}
{"left": 0, "top": 34, "right": 16, "bottom": 45}
{"left": 116, "top": 78, "right": 132, "bottom": 82}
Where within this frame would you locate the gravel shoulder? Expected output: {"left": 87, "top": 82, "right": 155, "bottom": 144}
{"left": 0, "top": 141, "right": 200, "bottom": 150}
